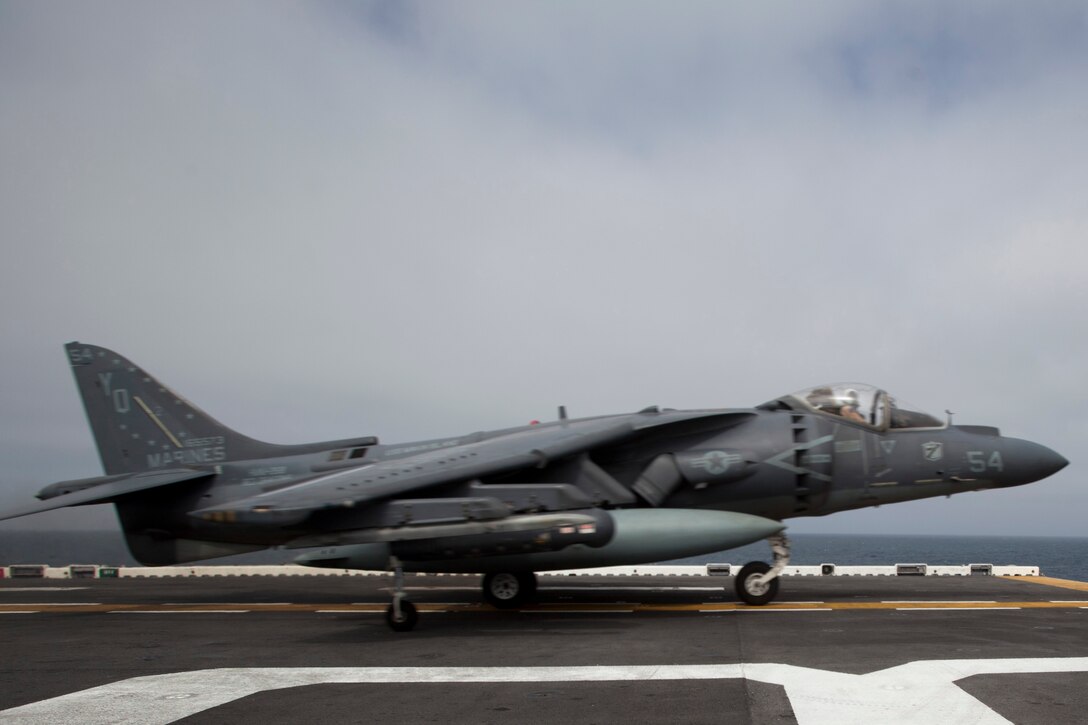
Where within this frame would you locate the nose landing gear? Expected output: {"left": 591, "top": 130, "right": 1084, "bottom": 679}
{"left": 734, "top": 533, "right": 790, "bottom": 606}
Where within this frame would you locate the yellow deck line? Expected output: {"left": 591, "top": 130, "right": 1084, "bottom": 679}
{"left": 1002, "top": 576, "right": 1088, "bottom": 592}
{"left": 626, "top": 601, "right": 1088, "bottom": 612}
{"left": 1, "top": 600, "right": 1085, "bottom": 614}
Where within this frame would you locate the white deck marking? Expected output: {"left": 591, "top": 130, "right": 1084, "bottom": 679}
{"left": 521, "top": 609, "right": 633, "bottom": 614}
{"left": 107, "top": 605, "right": 249, "bottom": 613}
{"left": 4, "top": 658, "right": 1088, "bottom": 725}
{"left": 736, "top": 608, "right": 833, "bottom": 612}
{"left": 883, "top": 600, "right": 996, "bottom": 604}
{"left": 5, "top": 603, "right": 101, "bottom": 606}
{"left": 547, "top": 586, "right": 724, "bottom": 592}
{"left": 315, "top": 610, "right": 382, "bottom": 614}
{"left": 161, "top": 602, "right": 291, "bottom": 606}
{"left": 0, "top": 587, "right": 88, "bottom": 592}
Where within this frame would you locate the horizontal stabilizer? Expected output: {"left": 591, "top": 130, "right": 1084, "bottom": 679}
{"left": 0, "top": 468, "right": 212, "bottom": 522}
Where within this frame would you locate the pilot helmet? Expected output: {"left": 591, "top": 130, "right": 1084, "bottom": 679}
{"left": 807, "top": 386, "right": 834, "bottom": 408}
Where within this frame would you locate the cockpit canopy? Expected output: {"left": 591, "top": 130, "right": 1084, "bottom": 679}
{"left": 781, "top": 383, "right": 944, "bottom": 430}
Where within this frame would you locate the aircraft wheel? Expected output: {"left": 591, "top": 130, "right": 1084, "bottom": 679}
{"left": 734, "top": 561, "right": 778, "bottom": 606}
{"left": 386, "top": 600, "right": 418, "bottom": 632}
{"left": 482, "top": 572, "right": 537, "bottom": 609}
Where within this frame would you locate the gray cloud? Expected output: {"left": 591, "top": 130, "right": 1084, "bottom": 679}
{"left": 0, "top": 1, "right": 1084, "bottom": 535}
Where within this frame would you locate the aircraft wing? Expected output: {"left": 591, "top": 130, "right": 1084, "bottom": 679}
{"left": 192, "top": 410, "right": 752, "bottom": 527}
{"left": 0, "top": 468, "right": 213, "bottom": 522}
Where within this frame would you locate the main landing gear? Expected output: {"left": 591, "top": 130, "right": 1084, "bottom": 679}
{"left": 734, "top": 533, "right": 790, "bottom": 606}
{"left": 383, "top": 535, "right": 789, "bottom": 629}
{"left": 385, "top": 558, "right": 418, "bottom": 632}
{"left": 482, "top": 571, "right": 538, "bottom": 609}
{"left": 384, "top": 564, "right": 541, "bottom": 631}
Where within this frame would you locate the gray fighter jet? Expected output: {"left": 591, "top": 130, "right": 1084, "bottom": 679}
{"left": 0, "top": 343, "right": 1067, "bottom": 630}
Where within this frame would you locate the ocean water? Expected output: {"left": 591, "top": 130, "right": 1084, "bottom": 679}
{"left": 2, "top": 530, "right": 1087, "bottom": 581}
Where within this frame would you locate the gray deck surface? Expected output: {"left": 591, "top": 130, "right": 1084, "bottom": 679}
{"left": 1, "top": 574, "right": 1086, "bottom": 723}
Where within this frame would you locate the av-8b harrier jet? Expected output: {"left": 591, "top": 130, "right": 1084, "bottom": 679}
{"left": 0, "top": 343, "right": 1067, "bottom": 630}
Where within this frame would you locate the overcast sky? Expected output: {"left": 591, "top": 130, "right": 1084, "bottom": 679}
{"left": 1, "top": 1, "right": 1085, "bottom": 538}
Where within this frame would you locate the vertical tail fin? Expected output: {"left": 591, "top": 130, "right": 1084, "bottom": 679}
{"left": 66, "top": 342, "right": 284, "bottom": 474}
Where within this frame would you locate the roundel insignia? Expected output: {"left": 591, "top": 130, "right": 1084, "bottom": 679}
{"left": 690, "top": 450, "right": 742, "bottom": 476}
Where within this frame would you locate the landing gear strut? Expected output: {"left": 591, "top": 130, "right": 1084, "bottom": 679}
{"left": 385, "top": 558, "right": 418, "bottom": 632}
{"left": 482, "top": 571, "right": 538, "bottom": 609}
{"left": 734, "top": 533, "right": 790, "bottom": 606}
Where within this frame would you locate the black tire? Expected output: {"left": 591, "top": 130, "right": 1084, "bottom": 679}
{"left": 386, "top": 600, "right": 418, "bottom": 632}
{"left": 734, "top": 561, "right": 778, "bottom": 606}
{"left": 482, "top": 572, "right": 537, "bottom": 609}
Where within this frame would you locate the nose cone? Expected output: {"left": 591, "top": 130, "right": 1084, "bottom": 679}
{"left": 1000, "top": 438, "right": 1068, "bottom": 486}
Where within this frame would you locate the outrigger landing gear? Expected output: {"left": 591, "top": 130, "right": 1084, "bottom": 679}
{"left": 482, "top": 571, "right": 538, "bottom": 609}
{"left": 385, "top": 558, "right": 418, "bottom": 632}
{"left": 734, "top": 533, "right": 790, "bottom": 606}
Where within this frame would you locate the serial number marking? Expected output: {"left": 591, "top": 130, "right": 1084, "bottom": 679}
{"left": 185, "top": 436, "right": 225, "bottom": 448}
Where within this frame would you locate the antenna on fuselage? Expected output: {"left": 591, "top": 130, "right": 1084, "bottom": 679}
{"left": 558, "top": 405, "right": 568, "bottom": 421}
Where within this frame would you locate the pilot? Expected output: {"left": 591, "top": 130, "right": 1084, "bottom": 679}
{"left": 806, "top": 387, "right": 836, "bottom": 412}
{"left": 839, "top": 389, "right": 866, "bottom": 423}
